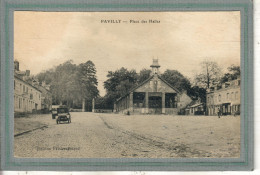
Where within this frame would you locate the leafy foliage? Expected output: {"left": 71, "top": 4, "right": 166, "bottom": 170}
{"left": 220, "top": 65, "right": 240, "bottom": 83}
{"left": 36, "top": 60, "right": 99, "bottom": 109}
{"left": 77, "top": 61, "right": 99, "bottom": 99}
{"left": 103, "top": 68, "right": 138, "bottom": 108}
{"left": 188, "top": 86, "right": 207, "bottom": 103}
{"left": 161, "top": 69, "right": 192, "bottom": 93}
{"left": 138, "top": 69, "right": 152, "bottom": 84}
{"left": 194, "top": 61, "right": 222, "bottom": 89}
{"left": 103, "top": 68, "right": 197, "bottom": 108}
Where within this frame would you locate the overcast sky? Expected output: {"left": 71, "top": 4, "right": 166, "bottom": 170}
{"left": 14, "top": 11, "right": 240, "bottom": 96}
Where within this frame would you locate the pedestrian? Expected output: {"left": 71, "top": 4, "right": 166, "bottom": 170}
{"left": 218, "top": 107, "right": 221, "bottom": 118}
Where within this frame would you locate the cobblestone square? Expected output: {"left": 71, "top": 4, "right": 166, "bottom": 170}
{"left": 14, "top": 112, "right": 240, "bottom": 158}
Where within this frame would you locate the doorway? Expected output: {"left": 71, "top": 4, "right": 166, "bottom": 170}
{"left": 149, "top": 96, "right": 162, "bottom": 114}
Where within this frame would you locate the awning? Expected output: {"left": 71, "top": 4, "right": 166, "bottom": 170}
{"left": 190, "top": 103, "right": 203, "bottom": 108}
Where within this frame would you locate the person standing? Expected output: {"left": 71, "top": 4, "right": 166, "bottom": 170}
{"left": 218, "top": 107, "right": 221, "bottom": 118}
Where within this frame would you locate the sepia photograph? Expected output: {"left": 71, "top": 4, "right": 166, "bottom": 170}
{"left": 13, "top": 11, "right": 241, "bottom": 159}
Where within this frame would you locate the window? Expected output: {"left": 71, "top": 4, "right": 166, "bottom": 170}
{"left": 133, "top": 92, "right": 145, "bottom": 108}
{"left": 231, "top": 92, "right": 234, "bottom": 100}
{"left": 19, "top": 98, "right": 21, "bottom": 109}
{"left": 14, "top": 80, "right": 16, "bottom": 89}
{"left": 57, "top": 108, "right": 68, "bottom": 113}
{"left": 165, "top": 93, "right": 177, "bottom": 108}
{"left": 218, "top": 94, "right": 221, "bottom": 102}
{"left": 227, "top": 93, "right": 229, "bottom": 100}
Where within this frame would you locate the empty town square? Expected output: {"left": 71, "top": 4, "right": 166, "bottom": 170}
{"left": 14, "top": 112, "right": 240, "bottom": 158}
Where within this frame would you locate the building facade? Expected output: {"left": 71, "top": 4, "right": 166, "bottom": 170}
{"left": 206, "top": 79, "right": 240, "bottom": 116}
{"left": 14, "top": 60, "right": 50, "bottom": 114}
{"left": 114, "top": 59, "right": 192, "bottom": 115}
{"left": 185, "top": 99, "right": 205, "bottom": 115}
{"left": 37, "top": 82, "right": 52, "bottom": 113}
{"left": 14, "top": 74, "right": 42, "bottom": 113}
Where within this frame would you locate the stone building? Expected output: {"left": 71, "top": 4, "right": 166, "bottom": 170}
{"left": 14, "top": 73, "right": 42, "bottom": 113}
{"left": 114, "top": 59, "right": 192, "bottom": 115}
{"left": 185, "top": 98, "right": 205, "bottom": 115}
{"left": 37, "top": 82, "right": 52, "bottom": 113}
{"left": 14, "top": 60, "right": 50, "bottom": 114}
{"left": 206, "top": 78, "right": 240, "bottom": 116}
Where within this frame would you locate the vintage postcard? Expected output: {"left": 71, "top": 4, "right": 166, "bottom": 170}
{"left": 13, "top": 11, "right": 242, "bottom": 159}
{"left": 0, "top": 0, "right": 253, "bottom": 171}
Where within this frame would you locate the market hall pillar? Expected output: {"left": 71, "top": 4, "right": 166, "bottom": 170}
{"left": 162, "top": 92, "right": 165, "bottom": 114}
{"left": 145, "top": 91, "right": 149, "bottom": 114}
{"left": 129, "top": 92, "right": 133, "bottom": 111}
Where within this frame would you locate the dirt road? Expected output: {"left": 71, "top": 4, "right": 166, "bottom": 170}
{"left": 14, "top": 112, "right": 240, "bottom": 158}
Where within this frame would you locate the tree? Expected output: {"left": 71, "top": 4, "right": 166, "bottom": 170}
{"left": 36, "top": 69, "right": 55, "bottom": 85}
{"left": 161, "top": 69, "right": 192, "bottom": 93}
{"left": 35, "top": 60, "right": 99, "bottom": 109}
{"left": 194, "top": 61, "right": 222, "bottom": 89}
{"left": 138, "top": 69, "right": 151, "bottom": 84}
{"left": 76, "top": 61, "right": 99, "bottom": 111}
{"left": 220, "top": 65, "right": 240, "bottom": 83}
{"left": 103, "top": 68, "right": 138, "bottom": 109}
{"left": 188, "top": 86, "right": 207, "bottom": 102}
{"left": 50, "top": 60, "right": 78, "bottom": 105}
{"left": 104, "top": 67, "right": 137, "bottom": 94}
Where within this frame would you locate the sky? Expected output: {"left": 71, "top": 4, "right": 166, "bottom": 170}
{"left": 14, "top": 11, "right": 240, "bottom": 96}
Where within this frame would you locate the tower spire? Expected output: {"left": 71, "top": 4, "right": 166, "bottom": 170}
{"left": 150, "top": 59, "right": 160, "bottom": 75}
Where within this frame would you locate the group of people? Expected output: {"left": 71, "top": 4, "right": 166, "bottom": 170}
{"left": 217, "top": 108, "right": 238, "bottom": 117}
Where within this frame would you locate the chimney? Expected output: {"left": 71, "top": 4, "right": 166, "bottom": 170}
{"left": 14, "top": 60, "right": 19, "bottom": 71}
{"left": 26, "top": 70, "right": 30, "bottom": 76}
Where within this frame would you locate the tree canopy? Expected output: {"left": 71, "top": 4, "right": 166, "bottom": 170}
{"left": 220, "top": 65, "right": 240, "bottom": 84}
{"left": 161, "top": 69, "right": 191, "bottom": 93}
{"left": 36, "top": 60, "right": 99, "bottom": 109}
{"left": 102, "top": 68, "right": 197, "bottom": 108}
{"left": 194, "top": 61, "right": 222, "bottom": 89}
{"left": 103, "top": 68, "right": 138, "bottom": 108}
{"left": 37, "top": 60, "right": 239, "bottom": 110}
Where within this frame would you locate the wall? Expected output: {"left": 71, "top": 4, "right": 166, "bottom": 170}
{"left": 206, "top": 80, "right": 240, "bottom": 115}
{"left": 178, "top": 93, "right": 192, "bottom": 110}
{"left": 14, "top": 76, "right": 42, "bottom": 113}
{"left": 115, "top": 75, "right": 192, "bottom": 115}
{"left": 135, "top": 75, "right": 177, "bottom": 93}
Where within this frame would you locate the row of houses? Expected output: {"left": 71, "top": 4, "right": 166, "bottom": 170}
{"left": 206, "top": 79, "right": 240, "bottom": 116}
{"left": 14, "top": 60, "right": 52, "bottom": 114}
{"left": 113, "top": 59, "right": 240, "bottom": 116}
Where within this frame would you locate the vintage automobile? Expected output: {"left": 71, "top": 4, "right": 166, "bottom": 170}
{"left": 56, "top": 106, "right": 71, "bottom": 124}
{"left": 51, "top": 105, "right": 60, "bottom": 119}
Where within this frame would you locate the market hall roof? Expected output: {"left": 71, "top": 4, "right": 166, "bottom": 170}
{"left": 115, "top": 74, "right": 181, "bottom": 102}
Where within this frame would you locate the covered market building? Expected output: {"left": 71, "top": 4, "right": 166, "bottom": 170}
{"left": 114, "top": 59, "right": 192, "bottom": 115}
